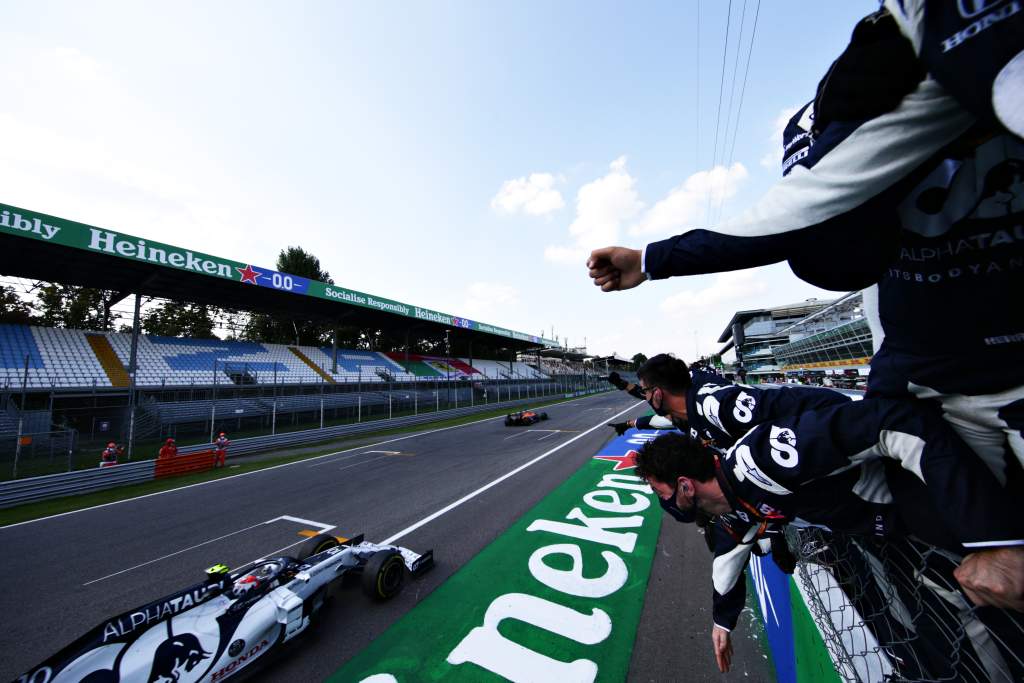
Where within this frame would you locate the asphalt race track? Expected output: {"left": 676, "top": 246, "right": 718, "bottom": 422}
{"left": 0, "top": 391, "right": 772, "bottom": 682}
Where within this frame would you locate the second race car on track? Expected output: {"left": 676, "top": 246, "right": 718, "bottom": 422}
{"left": 17, "top": 533, "right": 432, "bottom": 683}
{"left": 504, "top": 409, "right": 549, "bottom": 426}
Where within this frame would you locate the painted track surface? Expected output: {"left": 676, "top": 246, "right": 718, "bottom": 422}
{"left": 0, "top": 392, "right": 771, "bottom": 682}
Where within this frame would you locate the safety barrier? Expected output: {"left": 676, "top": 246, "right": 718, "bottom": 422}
{"left": 0, "top": 390, "right": 607, "bottom": 509}
{"left": 174, "top": 394, "right": 589, "bottom": 458}
{"left": 0, "top": 461, "right": 155, "bottom": 509}
{"left": 154, "top": 450, "right": 215, "bottom": 478}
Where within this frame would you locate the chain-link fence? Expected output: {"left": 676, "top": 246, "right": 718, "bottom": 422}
{"left": 2, "top": 373, "right": 606, "bottom": 479}
{"left": 0, "top": 428, "right": 78, "bottom": 480}
{"left": 787, "top": 526, "right": 1024, "bottom": 682}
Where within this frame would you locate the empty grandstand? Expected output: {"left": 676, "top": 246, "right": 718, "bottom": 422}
{"left": 0, "top": 202, "right": 613, "bottom": 477}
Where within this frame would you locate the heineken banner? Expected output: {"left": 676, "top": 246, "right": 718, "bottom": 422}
{"left": 0, "top": 202, "right": 559, "bottom": 347}
{"left": 331, "top": 429, "right": 665, "bottom": 682}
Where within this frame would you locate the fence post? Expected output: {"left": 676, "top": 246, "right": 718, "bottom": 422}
{"left": 358, "top": 395, "right": 361, "bottom": 422}
{"left": 13, "top": 417, "right": 22, "bottom": 479}
{"left": 320, "top": 397, "right": 324, "bottom": 429}
{"left": 389, "top": 392, "right": 392, "bottom": 420}
{"left": 414, "top": 391, "right": 418, "bottom": 415}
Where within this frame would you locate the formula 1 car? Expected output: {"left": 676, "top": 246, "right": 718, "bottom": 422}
{"left": 17, "top": 534, "right": 433, "bottom": 683}
{"left": 504, "top": 409, "right": 549, "bottom": 426}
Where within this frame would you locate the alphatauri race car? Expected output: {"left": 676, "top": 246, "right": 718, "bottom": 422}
{"left": 17, "top": 534, "right": 432, "bottom": 683}
{"left": 504, "top": 409, "right": 549, "bottom": 426}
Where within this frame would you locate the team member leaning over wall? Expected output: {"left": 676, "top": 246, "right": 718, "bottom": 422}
{"left": 624, "top": 354, "right": 851, "bottom": 670}
{"left": 635, "top": 411, "right": 1024, "bottom": 611}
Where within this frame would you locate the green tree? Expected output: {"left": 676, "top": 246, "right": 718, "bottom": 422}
{"left": 0, "top": 286, "right": 35, "bottom": 325}
{"left": 142, "top": 300, "right": 217, "bottom": 338}
{"left": 631, "top": 353, "right": 648, "bottom": 369}
{"left": 33, "top": 283, "right": 120, "bottom": 330}
{"left": 243, "top": 246, "right": 336, "bottom": 346}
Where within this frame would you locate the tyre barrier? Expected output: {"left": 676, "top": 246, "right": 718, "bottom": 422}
{"left": 0, "top": 389, "right": 610, "bottom": 510}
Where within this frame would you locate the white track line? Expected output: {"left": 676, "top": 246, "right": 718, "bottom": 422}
{"left": 1, "top": 392, "right": 627, "bottom": 530}
{"left": 381, "top": 401, "right": 642, "bottom": 545}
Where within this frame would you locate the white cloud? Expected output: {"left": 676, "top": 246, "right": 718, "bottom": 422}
{"left": 659, "top": 270, "right": 768, "bottom": 317}
{"left": 544, "top": 156, "right": 643, "bottom": 264}
{"left": 491, "top": 172, "right": 565, "bottom": 216}
{"left": 629, "top": 163, "right": 748, "bottom": 236}
{"left": 760, "top": 105, "right": 801, "bottom": 169}
{"left": 461, "top": 281, "right": 521, "bottom": 318}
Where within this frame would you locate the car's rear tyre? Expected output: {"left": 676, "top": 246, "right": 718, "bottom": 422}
{"left": 362, "top": 550, "right": 405, "bottom": 600}
{"left": 504, "top": 416, "right": 513, "bottom": 426}
{"left": 298, "top": 533, "right": 340, "bottom": 560}
{"left": 540, "top": 412, "right": 549, "bottom": 420}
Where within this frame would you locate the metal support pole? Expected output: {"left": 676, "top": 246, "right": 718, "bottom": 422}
{"left": 272, "top": 366, "right": 277, "bottom": 435}
{"left": 414, "top": 390, "right": 418, "bottom": 415}
{"left": 389, "top": 392, "right": 392, "bottom": 420}
{"left": 358, "top": 395, "right": 361, "bottom": 422}
{"left": 209, "top": 359, "right": 217, "bottom": 444}
{"left": 332, "top": 327, "right": 338, "bottom": 374}
{"left": 320, "top": 396, "right": 324, "bottom": 429}
{"left": 126, "top": 294, "right": 142, "bottom": 460}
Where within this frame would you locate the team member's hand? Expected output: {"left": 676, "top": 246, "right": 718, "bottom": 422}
{"left": 955, "top": 547, "right": 1024, "bottom": 612}
{"left": 712, "top": 626, "right": 733, "bottom": 673}
{"left": 587, "top": 247, "right": 645, "bottom": 292}
{"left": 607, "top": 371, "right": 628, "bottom": 390}
{"left": 607, "top": 421, "right": 631, "bottom": 436}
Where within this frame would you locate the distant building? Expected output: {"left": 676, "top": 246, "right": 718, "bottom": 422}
{"left": 716, "top": 293, "right": 875, "bottom": 386}
{"left": 717, "top": 298, "right": 836, "bottom": 379}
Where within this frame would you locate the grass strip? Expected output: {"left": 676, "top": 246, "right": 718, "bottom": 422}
{"left": 0, "top": 393, "right": 602, "bottom": 526}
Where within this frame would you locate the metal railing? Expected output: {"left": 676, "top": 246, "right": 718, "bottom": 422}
{"left": 0, "top": 387, "right": 609, "bottom": 508}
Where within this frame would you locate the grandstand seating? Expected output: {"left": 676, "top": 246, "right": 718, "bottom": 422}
{"left": 470, "top": 359, "right": 546, "bottom": 379}
{"left": 0, "top": 325, "right": 111, "bottom": 388}
{"left": 0, "top": 323, "right": 551, "bottom": 390}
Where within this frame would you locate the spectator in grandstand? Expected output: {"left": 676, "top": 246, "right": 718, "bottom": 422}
{"left": 213, "top": 432, "right": 230, "bottom": 468}
{"left": 158, "top": 438, "right": 177, "bottom": 460}
{"left": 635, "top": 409, "right": 1024, "bottom": 610}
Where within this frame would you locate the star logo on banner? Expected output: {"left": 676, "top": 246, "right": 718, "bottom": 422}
{"left": 593, "top": 449, "right": 639, "bottom": 471}
{"left": 236, "top": 265, "right": 262, "bottom": 284}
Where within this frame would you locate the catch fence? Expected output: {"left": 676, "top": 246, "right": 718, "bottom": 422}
{"left": 787, "top": 526, "right": 1024, "bottom": 682}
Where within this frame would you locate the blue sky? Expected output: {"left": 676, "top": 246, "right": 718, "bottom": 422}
{"left": 1, "top": 0, "right": 876, "bottom": 360}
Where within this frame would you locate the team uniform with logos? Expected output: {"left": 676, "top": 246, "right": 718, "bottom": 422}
{"left": 653, "top": 371, "right": 852, "bottom": 631}
{"left": 718, "top": 397, "right": 1024, "bottom": 552}
{"left": 643, "top": 71, "right": 1024, "bottom": 489}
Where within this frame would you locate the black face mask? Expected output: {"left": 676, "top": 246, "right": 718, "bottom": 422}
{"left": 659, "top": 492, "right": 696, "bottom": 524}
{"left": 647, "top": 387, "right": 670, "bottom": 417}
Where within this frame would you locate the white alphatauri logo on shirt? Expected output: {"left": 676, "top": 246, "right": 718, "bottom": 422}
{"left": 733, "top": 392, "right": 756, "bottom": 423}
{"left": 768, "top": 426, "right": 799, "bottom": 468}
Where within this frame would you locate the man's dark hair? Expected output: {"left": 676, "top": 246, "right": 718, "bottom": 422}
{"left": 637, "top": 354, "right": 692, "bottom": 394}
{"left": 634, "top": 432, "right": 715, "bottom": 485}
